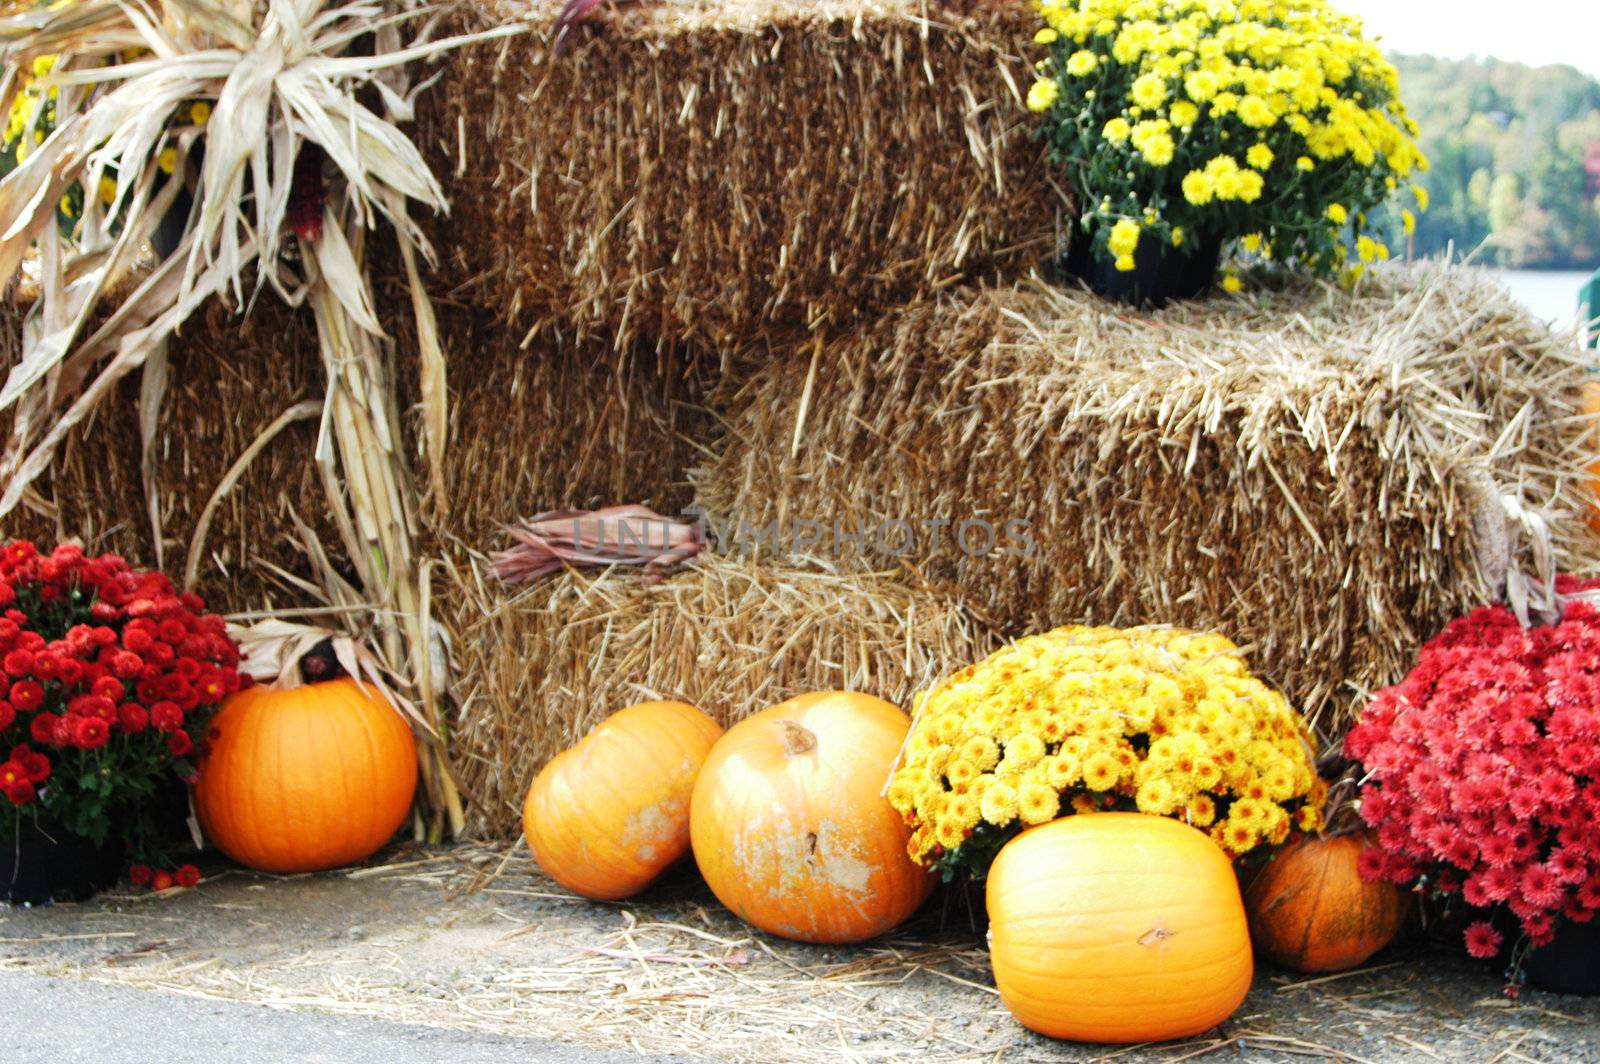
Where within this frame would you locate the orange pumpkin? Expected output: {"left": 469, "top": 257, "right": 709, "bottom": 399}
{"left": 523, "top": 700, "right": 724, "bottom": 901}
{"left": 1244, "top": 831, "right": 1409, "bottom": 973}
{"left": 689, "top": 691, "right": 933, "bottom": 943}
{"left": 987, "top": 813, "right": 1253, "bottom": 1044}
{"left": 195, "top": 678, "right": 418, "bottom": 874}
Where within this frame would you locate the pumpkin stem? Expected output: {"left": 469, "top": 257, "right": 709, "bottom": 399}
{"left": 782, "top": 721, "right": 817, "bottom": 756}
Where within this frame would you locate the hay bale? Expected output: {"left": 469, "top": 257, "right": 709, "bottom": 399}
{"left": 693, "top": 266, "right": 1600, "bottom": 734}
{"left": 0, "top": 290, "right": 332, "bottom": 610}
{"left": 416, "top": 0, "right": 1062, "bottom": 351}
{"left": 0, "top": 281, "right": 710, "bottom": 611}
{"left": 441, "top": 552, "right": 998, "bottom": 839}
{"left": 386, "top": 286, "right": 714, "bottom": 550}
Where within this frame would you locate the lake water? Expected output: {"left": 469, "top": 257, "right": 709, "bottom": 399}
{"left": 1492, "top": 268, "right": 1598, "bottom": 331}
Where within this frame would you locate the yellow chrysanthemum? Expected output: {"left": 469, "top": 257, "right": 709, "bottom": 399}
{"left": 1027, "top": 78, "right": 1061, "bottom": 114}
{"left": 1066, "top": 49, "right": 1098, "bottom": 76}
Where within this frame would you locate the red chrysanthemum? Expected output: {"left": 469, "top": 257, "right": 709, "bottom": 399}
{"left": 1347, "top": 573, "right": 1600, "bottom": 952}
{"left": 1463, "top": 921, "right": 1503, "bottom": 960}
{"left": 174, "top": 864, "right": 201, "bottom": 889}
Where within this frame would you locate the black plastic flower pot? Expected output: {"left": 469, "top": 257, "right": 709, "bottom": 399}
{"left": 1058, "top": 231, "right": 1222, "bottom": 308}
{"left": 1, "top": 814, "right": 123, "bottom": 906}
{"left": 1520, "top": 919, "right": 1600, "bottom": 995}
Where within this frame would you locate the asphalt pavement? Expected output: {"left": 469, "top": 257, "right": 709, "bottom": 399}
{"left": 1, "top": 971, "right": 706, "bottom": 1063}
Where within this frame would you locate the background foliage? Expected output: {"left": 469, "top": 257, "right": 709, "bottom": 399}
{"left": 1393, "top": 53, "right": 1600, "bottom": 269}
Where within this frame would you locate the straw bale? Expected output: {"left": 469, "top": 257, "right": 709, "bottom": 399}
{"left": 415, "top": 0, "right": 1062, "bottom": 352}
{"left": 0, "top": 288, "right": 333, "bottom": 610}
{"left": 692, "top": 265, "right": 1600, "bottom": 734}
{"left": 384, "top": 283, "right": 714, "bottom": 550}
{"left": 0, "top": 280, "right": 710, "bottom": 611}
{"left": 441, "top": 552, "right": 998, "bottom": 838}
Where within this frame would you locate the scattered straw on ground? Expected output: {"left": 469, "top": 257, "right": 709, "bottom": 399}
{"left": 416, "top": 0, "right": 1063, "bottom": 352}
{"left": 440, "top": 552, "right": 998, "bottom": 838}
{"left": 693, "top": 264, "right": 1600, "bottom": 736}
{"left": 5, "top": 845, "right": 1600, "bottom": 1063}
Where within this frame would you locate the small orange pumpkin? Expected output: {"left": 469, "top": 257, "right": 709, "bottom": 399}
{"left": 987, "top": 813, "right": 1253, "bottom": 1044}
{"left": 523, "top": 700, "right": 724, "bottom": 901}
{"left": 689, "top": 692, "right": 933, "bottom": 944}
{"left": 1584, "top": 380, "right": 1600, "bottom": 535}
{"left": 1244, "top": 831, "right": 1409, "bottom": 973}
{"left": 195, "top": 678, "right": 418, "bottom": 874}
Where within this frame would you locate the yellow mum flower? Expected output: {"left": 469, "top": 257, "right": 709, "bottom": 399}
{"left": 1066, "top": 49, "right": 1098, "bottom": 76}
{"left": 1130, "top": 73, "right": 1167, "bottom": 110}
{"left": 1295, "top": 155, "right": 1315, "bottom": 172}
{"left": 1107, "top": 217, "right": 1142, "bottom": 258}
{"left": 1245, "top": 143, "right": 1274, "bottom": 170}
{"left": 1170, "top": 226, "right": 1185, "bottom": 247}
{"left": 1237, "top": 94, "right": 1275, "bottom": 128}
{"left": 1412, "top": 184, "right": 1430, "bottom": 211}
{"left": 158, "top": 146, "right": 178, "bottom": 174}
{"left": 1102, "top": 116, "right": 1132, "bottom": 143}
{"left": 1139, "top": 132, "right": 1175, "bottom": 166}
{"left": 1083, "top": 752, "right": 1121, "bottom": 791}
{"left": 1027, "top": 78, "right": 1061, "bottom": 113}
{"left": 979, "top": 781, "right": 1019, "bottom": 827}
{"left": 1221, "top": 273, "right": 1244, "bottom": 293}
{"left": 1034, "top": 27, "right": 1059, "bottom": 44}
{"left": 1326, "top": 202, "right": 1349, "bottom": 224}
{"left": 189, "top": 101, "right": 212, "bottom": 125}
{"left": 1184, "top": 69, "right": 1220, "bottom": 102}
{"left": 1169, "top": 100, "right": 1199, "bottom": 129}
{"left": 1401, "top": 209, "right": 1416, "bottom": 235}
{"left": 1113, "top": 254, "right": 1136, "bottom": 272}
{"left": 98, "top": 176, "right": 117, "bottom": 205}
{"left": 1185, "top": 793, "right": 1217, "bottom": 827}
{"left": 1017, "top": 782, "right": 1060, "bottom": 825}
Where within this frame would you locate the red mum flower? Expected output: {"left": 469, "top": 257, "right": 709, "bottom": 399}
{"left": 165, "top": 730, "right": 193, "bottom": 757}
{"left": 127, "top": 864, "right": 153, "bottom": 887}
{"left": 28, "top": 713, "right": 60, "bottom": 746}
{"left": 71, "top": 715, "right": 110, "bottom": 751}
{"left": 174, "top": 864, "right": 201, "bottom": 889}
{"left": 0, "top": 701, "right": 13, "bottom": 732}
{"left": 7, "top": 679, "right": 41, "bottom": 712}
{"left": 109, "top": 650, "right": 143, "bottom": 679}
{"left": 1549, "top": 847, "right": 1589, "bottom": 885}
{"left": 1521, "top": 864, "right": 1564, "bottom": 910}
{"left": 116, "top": 704, "right": 149, "bottom": 734}
{"left": 2, "top": 776, "right": 35, "bottom": 805}
{"left": 1463, "top": 922, "right": 1503, "bottom": 960}
{"left": 149, "top": 701, "right": 183, "bottom": 732}
{"left": 150, "top": 870, "right": 175, "bottom": 892}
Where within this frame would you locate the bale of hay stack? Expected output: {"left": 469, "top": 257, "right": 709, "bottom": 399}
{"left": 0, "top": 289, "right": 333, "bottom": 609}
{"left": 415, "top": 0, "right": 1062, "bottom": 352}
{"left": 441, "top": 552, "right": 998, "bottom": 838}
{"left": 693, "top": 266, "right": 1600, "bottom": 734}
{"left": 0, "top": 281, "right": 710, "bottom": 611}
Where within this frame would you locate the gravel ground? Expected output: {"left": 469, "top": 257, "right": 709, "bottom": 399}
{"left": 2, "top": 843, "right": 1598, "bottom": 1063}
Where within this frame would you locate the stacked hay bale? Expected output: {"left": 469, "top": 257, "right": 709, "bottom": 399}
{"left": 0, "top": 284, "right": 711, "bottom": 612}
{"left": 415, "top": 0, "right": 1061, "bottom": 350}
{"left": 441, "top": 552, "right": 997, "bottom": 837}
{"left": 693, "top": 268, "right": 1600, "bottom": 733}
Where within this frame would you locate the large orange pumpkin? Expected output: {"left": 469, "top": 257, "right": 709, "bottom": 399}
{"left": 195, "top": 678, "right": 418, "bottom": 874}
{"left": 689, "top": 691, "right": 933, "bottom": 943}
{"left": 987, "top": 813, "right": 1253, "bottom": 1044}
{"left": 523, "top": 700, "right": 724, "bottom": 901}
{"left": 1243, "top": 831, "right": 1409, "bottom": 973}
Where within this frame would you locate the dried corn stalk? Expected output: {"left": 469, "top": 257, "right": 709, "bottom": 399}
{"left": 0, "top": 0, "right": 523, "bottom": 838}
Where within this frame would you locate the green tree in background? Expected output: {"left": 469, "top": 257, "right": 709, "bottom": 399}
{"left": 1391, "top": 54, "right": 1600, "bottom": 268}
